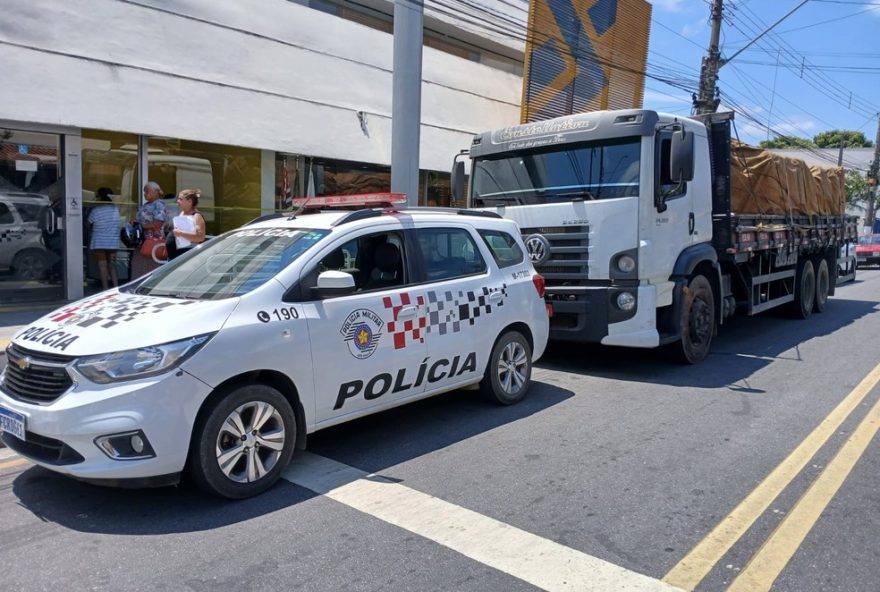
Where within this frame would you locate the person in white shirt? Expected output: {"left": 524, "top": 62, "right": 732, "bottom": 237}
{"left": 170, "top": 188, "right": 206, "bottom": 259}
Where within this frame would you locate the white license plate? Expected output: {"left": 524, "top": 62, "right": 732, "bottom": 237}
{"left": 0, "top": 405, "right": 25, "bottom": 441}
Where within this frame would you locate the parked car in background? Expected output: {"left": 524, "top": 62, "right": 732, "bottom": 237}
{"left": 856, "top": 234, "right": 880, "bottom": 268}
{"left": 0, "top": 192, "right": 53, "bottom": 280}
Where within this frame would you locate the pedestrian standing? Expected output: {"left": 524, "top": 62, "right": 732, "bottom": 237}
{"left": 131, "top": 181, "right": 167, "bottom": 278}
{"left": 170, "top": 188, "right": 206, "bottom": 259}
{"left": 88, "top": 187, "right": 121, "bottom": 290}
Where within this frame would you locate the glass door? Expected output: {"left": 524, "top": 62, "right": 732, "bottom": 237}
{"left": 0, "top": 128, "right": 64, "bottom": 304}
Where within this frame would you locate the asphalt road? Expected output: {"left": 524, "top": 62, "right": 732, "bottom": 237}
{"left": 1, "top": 269, "right": 879, "bottom": 592}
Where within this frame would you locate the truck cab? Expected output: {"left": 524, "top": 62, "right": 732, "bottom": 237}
{"left": 456, "top": 109, "right": 710, "bottom": 351}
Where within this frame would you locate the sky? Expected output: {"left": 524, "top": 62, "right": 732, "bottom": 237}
{"left": 644, "top": 0, "right": 880, "bottom": 168}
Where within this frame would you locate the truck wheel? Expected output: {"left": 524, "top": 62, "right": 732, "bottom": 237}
{"left": 189, "top": 384, "right": 296, "bottom": 499}
{"left": 814, "top": 259, "right": 829, "bottom": 313}
{"left": 480, "top": 331, "right": 532, "bottom": 405}
{"left": 791, "top": 259, "right": 815, "bottom": 319}
{"left": 676, "top": 274, "right": 715, "bottom": 364}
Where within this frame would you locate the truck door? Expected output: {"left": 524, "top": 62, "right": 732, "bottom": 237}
{"left": 643, "top": 130, "right": 696, "bottom": 279}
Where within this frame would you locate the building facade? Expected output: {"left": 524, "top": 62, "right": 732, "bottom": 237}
{"left": 0, "top": 0, "right": 526, "bottom": 304}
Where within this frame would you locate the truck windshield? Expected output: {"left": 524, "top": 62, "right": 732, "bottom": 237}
{"left": 471, "top": 137, "right": 641, "bottom": 206}
{"left": 131, "top": 227, "right": 328, "bottom": 300}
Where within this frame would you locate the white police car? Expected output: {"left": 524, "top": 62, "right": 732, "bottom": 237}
{"left": 0, "top": 194, "right": 550, "bottom": 498}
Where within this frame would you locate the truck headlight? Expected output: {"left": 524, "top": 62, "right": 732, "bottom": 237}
{"left": 616, "top": 291, "right": 636, "bottom": 311}
{"left": 74, "top": 333, "right": 214, "bottom": 384}
{"left": 617, "top": 255, "right": 636, "bottom": 274}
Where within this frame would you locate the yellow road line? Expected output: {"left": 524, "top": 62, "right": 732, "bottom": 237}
{"left": 0, "top": 339, "right": 10, "bottom": 351}
{"left": 0, "top": 457, "right": 29, "bottom": 471}
{"left": 728, "top": 392, "right": 880, "bottom": 592}
{"left": 663, "top": 360, "right": 880, "bottom": 591}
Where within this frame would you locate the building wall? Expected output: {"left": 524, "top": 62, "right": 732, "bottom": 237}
{"left": 0, "top": 0, "right": 524, "bottom": 172}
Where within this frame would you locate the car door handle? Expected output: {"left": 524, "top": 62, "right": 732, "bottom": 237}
{"left": 397, "top": 305, "right": 418, "bottom": 318}
{"left": 489, "top": 291, "right": 503, "bottom": 301}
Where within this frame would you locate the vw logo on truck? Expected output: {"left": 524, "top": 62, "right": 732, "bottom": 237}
{"left": 525, "top": 234, "right": 551, "bottom": 265}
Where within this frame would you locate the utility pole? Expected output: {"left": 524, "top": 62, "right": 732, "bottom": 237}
{"left": 693, "top": 0, "right": 810, "bottom": 116}
{"left": 867, "top": 113, "right": 880, "bottom": 232}
{"left": 693, "top": 0, "right": 723, "bottom": 115}
{"left": 391, "top": 0, "right": 424, "bottom": 207}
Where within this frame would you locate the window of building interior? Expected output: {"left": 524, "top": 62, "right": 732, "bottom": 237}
{"left": 147, "top": 138, "right": 261, "bottom": 235}
{"left": 289, "top": 155, "right": 392, "bottom": 199}
{"left": 82, "top": 130, "right": 139, "bottom": 223}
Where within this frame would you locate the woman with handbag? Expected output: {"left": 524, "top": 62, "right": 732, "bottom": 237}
{"left": 131, "top": 181, "right": 168, "bottom": 278}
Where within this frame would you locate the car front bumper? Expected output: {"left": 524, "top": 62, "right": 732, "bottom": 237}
{"left": 0, "top": 368, "right": 212, "bottom": 482}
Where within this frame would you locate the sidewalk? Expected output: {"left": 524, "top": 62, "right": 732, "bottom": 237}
{"left": 0, "top": 304, "right": 59, "bottom": 354}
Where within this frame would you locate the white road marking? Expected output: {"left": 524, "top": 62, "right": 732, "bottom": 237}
{"left": 283, "top": 452, "right": 682, "bottom": 592}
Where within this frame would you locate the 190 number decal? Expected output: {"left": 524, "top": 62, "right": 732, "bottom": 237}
{"left": 257, "top": 307, "right": 300, "bottom": 323}
{"left": 273, "top": 307, "right": 299, "bottom": 320}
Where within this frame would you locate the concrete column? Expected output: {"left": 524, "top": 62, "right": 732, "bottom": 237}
{"left": 391, "top": 0, "right": 424, "bottom": 207}
{"left": 261, "top": 150, "right": 275, "bottom": 215}
{"left": 63, "top": 134, "right": 84, "bottom": 301}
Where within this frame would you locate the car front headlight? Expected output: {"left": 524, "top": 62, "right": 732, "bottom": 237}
{"left": 74, "top": 333, "right": 214, "bottom": 384}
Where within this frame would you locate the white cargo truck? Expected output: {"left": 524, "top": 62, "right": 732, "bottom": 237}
{"left": 452, "top": 110, "right": 858, "bottom": 363}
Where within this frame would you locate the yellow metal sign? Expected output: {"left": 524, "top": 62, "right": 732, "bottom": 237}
{"left": 521, "top": 0, "right": 651, "bottom": 123}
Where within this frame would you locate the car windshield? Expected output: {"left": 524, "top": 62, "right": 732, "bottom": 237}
{"left": 131, "top": 227, "right": 328, "bottom": 300}
{"left": 471, "top": 137, "right": 641, "bottom": 207}
{"left": 858, "top": 235, "right": 880, "bottom": 245}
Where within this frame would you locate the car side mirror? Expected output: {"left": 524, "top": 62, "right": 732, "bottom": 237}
{"left": 670, "top": 127, "right": 695, "bottom": 183}
{"left": 312, "top": 270, "right": 356, "bottom": 299}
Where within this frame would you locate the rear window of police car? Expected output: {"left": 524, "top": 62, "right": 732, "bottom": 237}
{"left": 479, "top": 230, "right": 524, "bottom": 268}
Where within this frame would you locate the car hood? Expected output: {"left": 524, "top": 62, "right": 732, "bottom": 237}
{"left": 11, "top": 290, "right": 239, "bottom": 357}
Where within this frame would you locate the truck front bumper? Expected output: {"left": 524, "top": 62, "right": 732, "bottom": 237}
{"left": 546, "top": 284, "right": 659, "bottom": 347}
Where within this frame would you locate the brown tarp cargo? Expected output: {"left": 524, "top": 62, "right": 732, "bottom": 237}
{"left": 729, "top": 141, "right": 845, "bottom": 216}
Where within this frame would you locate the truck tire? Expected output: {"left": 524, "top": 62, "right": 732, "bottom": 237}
{"left": 814, "top": 258, "right": 829, "bottom": 313}
{"left": 189, "top": 384, "right": 296, "bottom": 499}
{"left": 480, "top": 330, "right": 532, "bottom": 405}
{"left": 791, "top": 259, "right": 815, "bottom": 319}
{"left": 675, "top": 274, "right": 715, "bottom": 364}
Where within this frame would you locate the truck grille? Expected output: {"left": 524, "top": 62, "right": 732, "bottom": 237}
{"left": 520, "top": 225, "right": 590, "bottom": 286}
{"left": 1, "top": 343, "right": 74, "bottom": 404}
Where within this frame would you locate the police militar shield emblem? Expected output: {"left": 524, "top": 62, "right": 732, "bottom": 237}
{"left": 340, "top": 308, "right": 384, "bottom": 359}
{"left": 525, "top": 234, "right": 551, "bottom": 265}
{"left": 15, "top": 355, "right": 30, "bottom": 371}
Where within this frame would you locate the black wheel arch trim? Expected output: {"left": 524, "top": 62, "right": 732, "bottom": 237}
{"left": 659, "top": 244, "right": 723, "bottom": 342}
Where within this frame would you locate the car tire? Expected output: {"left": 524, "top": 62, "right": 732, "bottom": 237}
{"left": 189, "top": 384, "right": 296, "bottom": 499}
{"left": 12, "top": 249, "right": 49, "bottom": 281}
{"left": 480, "top": 330, "right": 532, "bottom": 405}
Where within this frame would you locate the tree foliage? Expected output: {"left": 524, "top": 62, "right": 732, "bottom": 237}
{"left": 813, "top": 130, "right": 873, "bottom": 148}
{"left": 845, "top": 169, "right": 871, "bottom": 207}
{"left": 758, "top": 136, "right": 816, "bottom": 149}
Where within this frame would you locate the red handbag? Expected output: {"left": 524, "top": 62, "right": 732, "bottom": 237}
{"left": 140, "top": 236, "right": 162, "bottom": 258}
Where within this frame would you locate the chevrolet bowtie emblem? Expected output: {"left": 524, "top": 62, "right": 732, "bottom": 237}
{"left": 15, "top": 356, "right": 30, "bottom": 371}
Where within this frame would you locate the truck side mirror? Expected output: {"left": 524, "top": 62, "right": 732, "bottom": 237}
{"left": 670, "top": 127, "right": 695, "bottom": 183}
{"left": 451, "top": 160, "right": 465, "bottom": 201}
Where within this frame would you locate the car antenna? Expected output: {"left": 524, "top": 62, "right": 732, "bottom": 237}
{"left": 288, "top": 196, "right": 312, "bottom": 220}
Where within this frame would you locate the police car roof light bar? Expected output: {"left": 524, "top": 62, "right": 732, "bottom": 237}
{"left": 290, "top": 193, "right": 408, "bottom": 209}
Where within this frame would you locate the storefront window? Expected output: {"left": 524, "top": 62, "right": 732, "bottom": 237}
{"left": 148, "top": 138, "right": 262, "bottom": 234}
{"left": 419, "top": 171, "right": 455, "bottom": 207}
{"left": 81, "top": 130, "right": 139, "bottom": 293}
{"left": 277, "top": 154, "right": 391, "bottom": 206}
